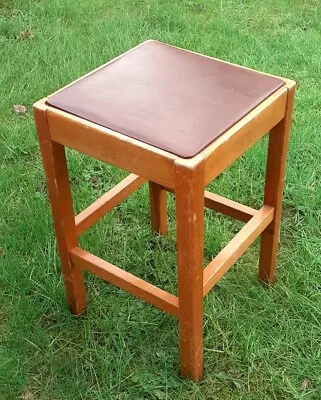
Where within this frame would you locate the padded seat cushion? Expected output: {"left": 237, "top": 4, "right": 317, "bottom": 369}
{"left": 47, "top": 40, "right": 284, "bottom": 158}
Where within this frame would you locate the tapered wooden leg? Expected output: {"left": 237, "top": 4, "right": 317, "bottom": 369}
{"left": 34, "top": 104, "right": 86, "bottom": 315}
{"left": 259, "top": 85, "right": 295, "bottom": 283}
{"left": 149, "top": 181, "right": 167, "bottom": 235}
{"left": 175, "top": 160, "right": 204, "bottom": 381}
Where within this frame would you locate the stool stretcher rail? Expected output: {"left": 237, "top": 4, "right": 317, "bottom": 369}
{"left": 163, "top": 186, "right": 257, "bottom": 223}
{"left": 75, "top": 174, "right": 145, "bottom": 236}
{"left": 204, "top": 191, "right": 257, "bottom": 222}
{"left": 70, "top": 247, "right": 179, "bottom": 318}
{"left": 203, "top": 205, "right": 275, "bottom": 296}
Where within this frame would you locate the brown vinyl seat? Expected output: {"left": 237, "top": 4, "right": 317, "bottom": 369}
{"left": 47, "top": 40, "right": 284, "bottom": 158}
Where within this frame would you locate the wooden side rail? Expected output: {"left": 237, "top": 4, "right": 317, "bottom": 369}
{"left": 70, "top": 247, "right": 179, "bottom": 318}
{"left": 75, "top": 174, "right": 145, "bottom": 236}
{"left": 202, "top": 87, "right": 288, "bottom": 185}
{"left": 203, "top": 205, "right": 275, "bottom": 296}
{"left": 204, "top": 191, "right": 257, "bottom": 222}
{"left": 163, "top": 186, "right": 257, "bottom": 223}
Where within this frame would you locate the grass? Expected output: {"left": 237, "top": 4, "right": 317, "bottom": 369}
{"left": 1, "top": 0, "right": 321, "bottom": 398}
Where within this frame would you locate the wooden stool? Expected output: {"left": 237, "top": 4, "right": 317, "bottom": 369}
{"left": 33, "top": 40, "right": 295, "bottom": 381}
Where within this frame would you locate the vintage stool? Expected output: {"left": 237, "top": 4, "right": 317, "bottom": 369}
{"left": 34, "top": 40, "right": 295, "bottom": 381}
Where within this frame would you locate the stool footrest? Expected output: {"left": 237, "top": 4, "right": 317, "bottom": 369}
{"left": 75, "top": 174, "right": 145, "bottom": 236}
{"left": 70, "top": 247, "right": 179, "bottom": 318}
{"left": 203, "top": 205, "right": 275, "bottom": 295}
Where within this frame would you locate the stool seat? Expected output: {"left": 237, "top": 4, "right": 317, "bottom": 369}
{"left": 47, "top": 40, "right": 284, "bottom": 158}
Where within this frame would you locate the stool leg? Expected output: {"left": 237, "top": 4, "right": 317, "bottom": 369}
{"left": 259, "top": 86, "right": 295, "bottom": 283}
{"left": 175, "top": 161, "right": 204, "bottom": 381}
{"left": 34, "top": 106, "right": 86, "bottom": 315}
{"left": 149, "top": 182, "right": 167, "bottom": 235}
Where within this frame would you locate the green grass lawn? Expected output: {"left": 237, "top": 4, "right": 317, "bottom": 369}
{"left": 1, "top": 0, "right": 321, "bottom": 398}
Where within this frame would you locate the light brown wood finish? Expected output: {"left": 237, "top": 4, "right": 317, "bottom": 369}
{"left": 202, "top": 87, "right": 287, "bottom": 185}
{"left": 75, "top": 174, "right": 145, "bottom": 236}
{"left": 175, "top": 158, "right": 205, "bottom": 381}
{"left": 203, "top": 205, "right": 275, "bottom": 296}
{"left": 46, "top": 106, "right": 176, "bottom": 188}
{"left": 259, "top": 83, "right": 296, "bottom": 283}
{"left": 33, "top": 103, "right": 86, "bottom": 315}
{"left": 70, "top": 247, "right": 179, "bottom": 318}
{"left": 149, "top": 182, "right": 168, "bottom": 235}
{"left": 34, "top": 66, "right": 295, "bottom": 381}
